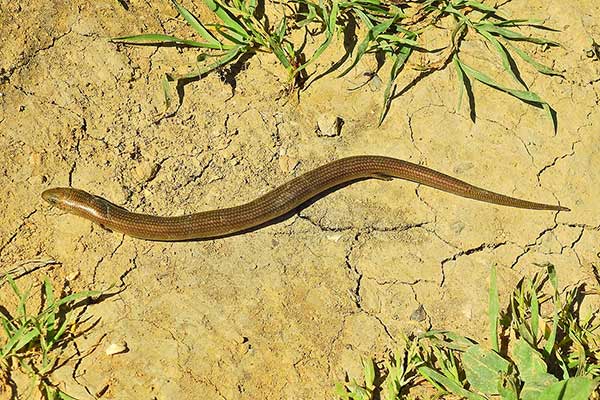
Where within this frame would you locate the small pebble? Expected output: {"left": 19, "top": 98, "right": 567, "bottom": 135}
{"left": 133, "top": 161, "right": 158, "bottom": 183}
{"left": 410, "top": 304, "right": 428, "bottom": 322}
{"left": 105, "top": 341, "right": 129, "bottom": 356}
{"left": 278, "top": 155, "right": 298, "bottom": 173}
{"left": 326, "top": 233, "right": 344, "bottom": 242}
{"left": 66, "top": 270, "right": 80, "bottom": 281}
{"left": 316, "top": 116, "right": 344, "bottom": 137}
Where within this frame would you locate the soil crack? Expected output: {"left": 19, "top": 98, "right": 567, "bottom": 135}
{"left": 536, "top": 140, "right": 580, "bottom": 183}
{"left": 440, "top": 241, "right": 508, "bottom": 286}
{"left": 0, "top": 210, "right": 37, "bottom": 258}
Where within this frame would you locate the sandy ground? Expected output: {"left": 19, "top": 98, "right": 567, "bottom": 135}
{"left": 1, "top": 0, "right": 599, "bottom": 398}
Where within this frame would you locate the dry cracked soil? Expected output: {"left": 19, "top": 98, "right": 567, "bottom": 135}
{"left": 1, "top": 0, "right": 599, "bottom": 399}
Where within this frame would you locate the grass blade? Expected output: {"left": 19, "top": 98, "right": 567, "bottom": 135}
{"left": 494, "top": 19, "right": 557, "bottom": 30}
{"left": 1, "top": 317, "right": 16, "bottom": 337}
{"left": 53, "top": 315, "right": 72, "bottom": 344}
{"left": 476, "top": 23, "right": 560, "bottom": 46}
{"left": 489, "top": 264, "right": 500, "bottom": 352}
{"left": 2, "top": 325, "right": 28, "bottom": 355}
{"left": 6, "top": 274, "right": 22, "bottom": 300}
{"left": 453, "top": 55, "right": 466, "bottom": 110}
{"left": 462, "top": 0, "right": 498, "bottom": 13}
{"left": 167, "top": 45, "right": 247, "bottom": 80}
{"left": 43, "top": 278, "right": 56, "bottom": 337}
{"left": 453, "top": 56, "right": 477, "bottom": 121}
{"left": 171, "top": 0, "right": 221, "bottom": 47}
{"left": 379, "top": 43, "right": 413, "bottom": 124}
{"left": 111, "top": 34, "right": 222, "bottom": 49}
{"left": 530, "top": 288, "right": 540, "bottom": 345}
{"left": 12, "top": 328, "right": 40, "bottom": 353}
{"left": 418, "top": 365, "right": 487, "bottom": 400}
{"left": 53, "top": 290, "right": 101, "bottom": 308}
{"left": 458, "top": 60, "right": 555, "bottom": 128}
{"left": 507, "top": 42, "right": 564, "bottom": 77}
{"left": 543, "top": 264, "right": 560, "bottom": 356}
{"left": 476, "top": 26, "right": 527, "bottom": 89}
{"left": 266, "top": 17, "right": 292, "bottom": 70}
{"left": 202, "top": 0, "right": 248, "bottom": 40}
{"left": 297, "top": 0, "right": 339, "bottom": 73}
{"left": 162, "top": 74, "right": 173, "bottom": 110}
{"left": 338, "top": 15, "right": 399, "bottom": 77}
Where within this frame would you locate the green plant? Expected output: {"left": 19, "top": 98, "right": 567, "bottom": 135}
{"left": 290, "top": 0, "right": 420, "bottom": 123}
{"left": 293, "top": 0, "right": 562, "bottom": 125}
{"left": 113, "top": 0, "right": 563, "bottom": 127}
{"left": 0, "top": 275, "right": 102, "bottom": 399}
{"left": 112, "top": 0, "right": 298, "bottom": 108}
{"left": 448, "top": 4, "right": 563, "bottom": 129}
{"left": 336, "top": 264, "right": 600, "bottom": 399}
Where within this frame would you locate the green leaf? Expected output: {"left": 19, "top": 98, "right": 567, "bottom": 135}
{"left": 110, "top": 34, "right": 222, "bottom": 50}
{"left": 463, "top": 345, "right": 511, "bottom": 395}
{"left": 6, "top": 274, "right": 22, "bottom": 299}
{"left": 513, "top": 338, "right": 551, "bottom": 381}
{"left": 247, "top": 0, "right": 257, "bottom": 15}
{"left": 43, "top": 384, "right": 80, "bottom": 400}
{"left": 44, "top": 385, "right": 59, "bottom": 400}
{"left": 335, "top": 382, "right": 350, "bottom": 399}
{"left": 52, "top": 314, "right": 72, "bottom": 344}
{"left": 202, "top": 0, "right": 248, "bottom": 40}
{"left": 458, "top": 60, "right": 555, "bottom": 129}
{"left": 476, "top": 26, "right": 527, "bottom": 89}
{"left": 363, "top": 357, "right": 375, "bottom": 389}
{"left": 353, "top": 8, "right": 376, "bottom": 30}
{"left": 530, "top": 288, "right": 540, "bottom": 344}
{"left": 168, "top": 45, "right": 247, "bottom": 82}
{"left": 461, "top": 0, "right": 498, "bottom": 13}
{"left": 498, "top": 372, "right": 519, "bottom": 400}
{"left": 12, "top": 328, "right": 40, "bottom": 353}
{"left": 1, "top": 312, "right": 16, "bottom": 337}
{"left": 546, "top": 263, "right": 559, "bottom": 293}
{"left": 171, "top": 0, "right": 221, "bottom": 47}
{"left": 212, "top": 24, "right": 248, "bottom": 45}
{"left": 274, "top": 15, "right": 287, "bottom": 42}
{"left": 267, "top": 18, "right": 292, "bottom": 70}
{"left": 44, "top": 278, "right": 56, "bottom": 334}
{"left": 536, "top": 376, "right": 598, "bottom": 400}
{"left": 346, "top": 379, "right": 370, "bottom": 400}
{"left": 56, "top": 389, "right": 79, "bottom": 400}
{"left": 476, "top": 23, "right": 560, "bottom": 46}
{"left": 512, "top": 338, "right": 558, "bottom": 400}
{"left": 489, "top": 265, "right": 500, "bottom": 352}
{"left": 453, "top": 55, "right": 467, "bottom": 111}
{"left": 297, "top": 0, "right": 339, "bottom": 73}
{"left": 6, "top": 275, "right": 29, "bottom": 324}
{"left": 543, "top": 264, "right": 560, "bottom": 356}
{"left": 459, "top": 61, "right": 541, "bottom": 102}
{"left": 338, "top": 15, "right": 399, "bottom": 77}
{"left": 2, "top": 325, "right": 28, "bottom": 355}
{"left": 495, "top": 19, "right": 557, "bottom": 30}
{"left": 53, "top": 290, "right": 101, "bottom": 308}
{"left": 379, "top": 43, "right": 413, "bottom": 124}
{"left": 418, "top": 365, "right": 487, "bottom": 400}
{"left": 507, "top": 43, "right": 564, "bottom": 77}
{"left": 161, "top": 74, "right": 172, "bottom": 111}
{"left": 197, "top": 45, "right": 246, "bottom": 75}
{"left": 419, "top": 330, "right": 476, "bottom": 351}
